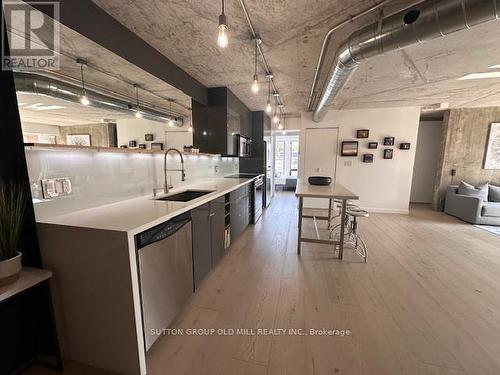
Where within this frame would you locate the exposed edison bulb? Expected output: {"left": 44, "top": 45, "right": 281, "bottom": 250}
{"left": 80, "top": 95, "right": 90, "bottom": 106}
{"left": 251, "top": 75, "right": 259, "bottom": 94}
{"left": 168, "top": 118, "right": 175, "bottom": 127}
{"left": 272, "top": 114, "right": 279, "bottom": 124}
{"left": 188, "top": 126, "right": 193, "bottom": 132}
{"left": 282, "top": 130, "right": 287, "bottom": 135}
{"left": 135, "top": 110, "right": 142, "bottom": 118}
{"left": 265, "top": 101, "right": 272, "bottom": 114}
{"left": 278, "top": 122, "right": 284, "bottom": 130}
{"left": 217, "top": 24, "right": 228, "bottom": 48}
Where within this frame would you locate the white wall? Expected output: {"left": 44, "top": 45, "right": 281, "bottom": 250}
{"left": 116, "top": 117, "right": 193, "bottom": 150}
{"left": 22, "top": 121, "right": 60, "bottom": 136}
{"left": 300, "top": 107, "right": 420, "bottom": 213}
{"left": 410, "top": 120, "right": 443, "bottom": 203}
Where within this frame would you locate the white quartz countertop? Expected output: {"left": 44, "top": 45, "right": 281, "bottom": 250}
{"left": 295, "top": 179, "right": 358, "bottom": 200}
{"left": 38, "top": 177, "right": 257, "bottom": 235}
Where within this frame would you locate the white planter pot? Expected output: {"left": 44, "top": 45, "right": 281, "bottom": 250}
{"left": 0, "top": 252, "right": 22, "bottom": 286}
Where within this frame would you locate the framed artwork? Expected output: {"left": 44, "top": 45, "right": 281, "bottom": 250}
{"left": 363, "top": 154, "right": 374, "bottom": 163}
{"left": 67, "top": 134, "right": 91, "bottom": 146}
{"left": 484, "top": 123, "right": 500, "bottom": 169}
{"left": 145, "top": 134, "right": 154, "bottom": 141}
{"left": 151, "top": 142, "right": 164, "bottom": 151}
{"left": 341, "top": 141, "right": 358, "bottom": 157}
{"left": 357, "top": 129, "right": 369, "bottom": 138}
{"left": 138, "top": 143, "right": 147, "bottom": 149}
{"left": 383, "top": 148, "right": 394, "bottom": 159}
{"left": 128, "top": 140, "right": 137, "bottom": 148}
{"left": 368, "top": 142, "right": 378, "bottom": 149}
{"left": 399, "top": 143, "right": 411, "bottom": 150}
{"left": 384, "top": 137, "right": 395, "bottom": 146}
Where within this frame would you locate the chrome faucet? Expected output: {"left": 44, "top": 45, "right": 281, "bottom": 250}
{"left": 153, "top": 148, "right": 186, "bottom": 196}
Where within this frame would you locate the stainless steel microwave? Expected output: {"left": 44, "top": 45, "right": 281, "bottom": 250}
{"left": 235, "top": 135, "right": 252, "bottom": 157}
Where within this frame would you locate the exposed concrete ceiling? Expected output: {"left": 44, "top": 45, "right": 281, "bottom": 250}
{"left": 5, "top": 0, "right": 192, "bottom": 120}
{"left": 89, "top": 0, "right": 500, "bottom": 117}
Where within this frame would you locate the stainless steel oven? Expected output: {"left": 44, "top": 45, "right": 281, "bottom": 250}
{"left": 253, "top": 175, "right": 264, "bottom": 223}
{"left": 236, "top": 135, "right": 252, "bottom": 157}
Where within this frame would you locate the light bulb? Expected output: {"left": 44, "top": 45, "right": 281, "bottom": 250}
{"left": 251, "top": 76, "right": 259, "bottom": 94}
{"left": 282, "top": 130, "right": 287, "bottom": 135}
{"left": 272, "top": 114, "right": 279, "bottom": 124}
{"left": 217, "top": 25, "right": 228, "bottom": 48}
{"left": 80, "top": 95, "right": 90, "bottom": 106}
{"left": 188, "top": 126, "right": 193, "bottom": 132}
{"left": 135, "top": 110, "right": 142, "bottom": 118}
{"left": 265, "top": 101, "right": 272, "bottom": 114}
{"left": 168, "top": 118, "right": 174, "bottom": 127}
{"left": 278, "top": 123, "right": 284, "bottom": 130}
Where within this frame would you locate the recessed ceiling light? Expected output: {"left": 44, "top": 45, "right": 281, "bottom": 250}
{"left": 27, "top": 103, "right": 65, "bottom": 111}
{"left": 457, "top": 72, "right": 500, "bottom": 80}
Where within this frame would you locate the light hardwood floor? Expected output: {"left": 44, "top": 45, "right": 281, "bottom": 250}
{"left": 29, "top": 192, "right": 500, "bottom": 375}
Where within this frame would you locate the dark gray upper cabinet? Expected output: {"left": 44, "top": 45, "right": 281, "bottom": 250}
{"left": 192, "top": 87, "right": 252, "bottom": 155}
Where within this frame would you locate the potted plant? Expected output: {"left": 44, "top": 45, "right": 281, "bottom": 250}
{"left": 0, "top": 182, "right": 26, "bottom": 286}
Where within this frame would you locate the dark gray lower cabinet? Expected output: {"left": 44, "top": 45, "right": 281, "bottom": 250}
{"left": 191, "top": 197, "right": 225, "bottom": 290}
{"left": 230, "top": 185, "right": 251, "bottom": 242}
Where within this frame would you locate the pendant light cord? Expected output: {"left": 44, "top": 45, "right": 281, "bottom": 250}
{"left": 221, "top": 0, "right": 225, "bottom": 15}
{"left": 135, "top": 85, "right": 140, "bottom": 108}
{"left": 254, "top": 40, "right": 258, "bottom": 77}
{"left": 80, "top": 64, "right": 86, "bottom": 93}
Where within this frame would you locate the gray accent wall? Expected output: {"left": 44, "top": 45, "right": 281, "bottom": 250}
{"left": 433, "top": 107, "right": 500, "bottom": 210}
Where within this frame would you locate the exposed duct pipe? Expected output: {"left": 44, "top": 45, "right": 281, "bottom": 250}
{"left": 14, "top": 72, "right": 184, "bottom": 125}
{"left": 312, "top": 0, "right": 500, "bottom": 122}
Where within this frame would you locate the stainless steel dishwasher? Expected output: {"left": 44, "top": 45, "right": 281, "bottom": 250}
{"left": 135, "top": 211, "right": 193, "bottom": 351}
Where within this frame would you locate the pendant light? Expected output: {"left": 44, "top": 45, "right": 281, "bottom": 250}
{"left": 272, "top": 92, "right": 280, "bottom": 124}
{"left": 217, "top": 0, "right": 228, "bottom": 48}
{"left": 265, "top": 74, "right": 273, "bottom": 114}
{"left": 77, "top": 59, "right": 90, "bottom": 106}
{"left": 134, "top": 84, "right": 142, "bottom": 118}
{"left": 168, "top": 99, "right": 175, "bottom": 127}
{"left": 188, "top": 108, "right": 193, "bottom": 132}
{"left": 251, "top": 37, "right": 261, "bottom": 94}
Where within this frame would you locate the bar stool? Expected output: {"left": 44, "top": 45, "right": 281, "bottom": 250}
{"left": 346, "top": 208, "right": 369, "bottom": 262}
{"left": 328, "top": 200, "right": 359, "bottom": 233}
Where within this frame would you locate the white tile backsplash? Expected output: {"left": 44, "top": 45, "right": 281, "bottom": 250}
{"left": 26, "top": 149, "right": 239, "bottom": 220}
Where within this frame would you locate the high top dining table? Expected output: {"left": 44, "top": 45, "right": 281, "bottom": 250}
{"left": 295, "top": 180, "right": 359, "bottom": 259}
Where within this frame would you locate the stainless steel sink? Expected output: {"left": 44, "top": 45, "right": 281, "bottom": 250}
{"left": 155, "top": 190, "right": 214, "bottom": 202}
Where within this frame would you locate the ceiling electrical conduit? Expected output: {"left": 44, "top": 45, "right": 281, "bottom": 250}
{"left": 312, "top": 0, "right": 500, "bottom": 122}
{"left": 14, "top": 72, "right": 184, "bottom": 125}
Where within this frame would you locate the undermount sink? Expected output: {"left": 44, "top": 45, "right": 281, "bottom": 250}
{"left": 155, "top": 190, "right": 214, "bottom": 202}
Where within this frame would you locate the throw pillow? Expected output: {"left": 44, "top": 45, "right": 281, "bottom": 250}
{"left": 489, "top": 184, "right": 500, "bottom": 202}
{"left": 457, "top": 181, "right": 488, "bottom": 201}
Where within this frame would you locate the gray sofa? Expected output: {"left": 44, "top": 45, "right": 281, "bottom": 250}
{"left": 444, "top": 185, "right": 500, "bottom": 225}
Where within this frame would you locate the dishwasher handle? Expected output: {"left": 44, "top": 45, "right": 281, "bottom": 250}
{"left": 136, "top": 211, "right": 191, "bottom": 250}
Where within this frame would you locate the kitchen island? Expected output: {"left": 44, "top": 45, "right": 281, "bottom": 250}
{"left": 295, "top": 179, "right": 358, "bottom": 259}
{"left": 36, "top": 177, "right": 258, "bottom": 375}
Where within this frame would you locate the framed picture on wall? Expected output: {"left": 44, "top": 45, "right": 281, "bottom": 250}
{"left": 399, "top": 142, "right": 411, "bottom": 150}
{"left": 384, "top": 137, "right": 395, "bottom": 146}
{"left": 356, "top": 129, "right": 369, "bottom": 138}
{"left": 363, "top": 154, "right": 374, "bottom": 163}
{"left": 383, "top": 148, "right": 394, "bottom": 159}
{"left": 67, "top": 134, "right": 91, "bottom": 146}
{"left": 484, "top": 123, "right": 500, "bottom": 169}
{"left": 128, "top": 140, "right": 137, "bottom": 148}
{"left": 368, "top": 142, "right": 378, "bottom": 149}
{"left": 145, "top": 134, "right": 154, "bottom": 142}
{"left": 341, "top": 141, "right": 358, "bottom": 157}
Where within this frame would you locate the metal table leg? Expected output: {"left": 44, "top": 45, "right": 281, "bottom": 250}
{"left": 297, "top": 196, "right": 303, "bottom": 255}
{"left": 338, "top": 199, "right": 347, "bottom": 259}
{"left": 327, "top": 198, "right": 332, "bottom": 229}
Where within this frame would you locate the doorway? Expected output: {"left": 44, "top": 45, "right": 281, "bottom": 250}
{"left": 273, "top": 133, "right": 299, "bottom": 192}
{"left": 410, "top": 120, "right": 443, "bottom": 203}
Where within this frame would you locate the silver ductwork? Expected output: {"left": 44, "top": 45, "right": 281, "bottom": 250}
{"left": 313, "top": 0, "right": 500, "bottom": 122}
{"left": 14, "top": 72, "right": 184, "bottom": 125}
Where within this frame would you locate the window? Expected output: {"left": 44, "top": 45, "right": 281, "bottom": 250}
{"left": 290, "top": 140, "right": 299, "bottom": 177}
{"left": 275, "top": 141, "right": 285, "bottom": 178}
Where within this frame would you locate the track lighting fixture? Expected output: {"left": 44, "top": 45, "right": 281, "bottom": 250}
{"left": 217, "top": 0, "right": 228, "bottom": 48}
{"left": 265, "top": 74, "right": 273, "bottom": 114}
{"left": 77, "top": 59, "right": 90, "bottom": 106}
{"left": 133, "top": 84, "right": 142, "bottom": 118}
{"left": 251, "top": 37, "right": 261, "bottom": 94}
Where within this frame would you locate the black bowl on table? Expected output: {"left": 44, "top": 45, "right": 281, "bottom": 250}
{"left": 308, "top": 176, "right": 332, "bottom": 186}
